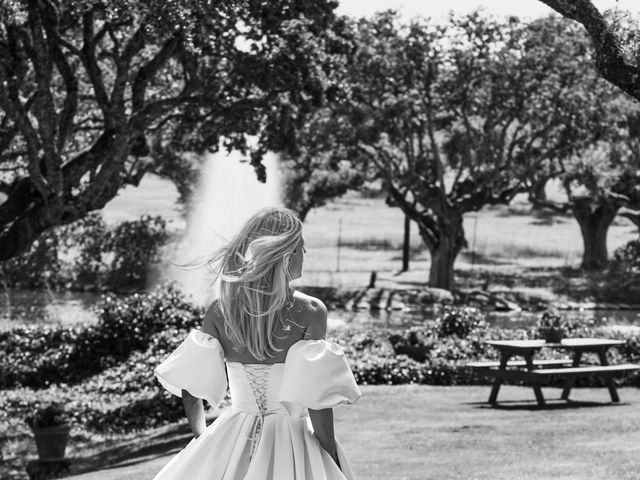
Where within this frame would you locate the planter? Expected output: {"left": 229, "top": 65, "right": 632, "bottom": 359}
{"left": 544, "top": 328, "right": 564, "bottom": 344}
{"left": 394, "top": 344, "right": 429, "bottom": 362}
{"left": 32, "top": 425, "right": 71, "bottom": 461}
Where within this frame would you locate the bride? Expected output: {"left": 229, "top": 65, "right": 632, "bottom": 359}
{"left": 153, "top": 207, "right": 361, "bottom": 479}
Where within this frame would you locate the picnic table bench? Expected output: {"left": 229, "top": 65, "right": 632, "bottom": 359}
{"left": 469, "top": 338, "right": 639, "bottom": 407}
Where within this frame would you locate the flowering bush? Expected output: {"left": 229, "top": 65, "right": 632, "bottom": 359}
{"left": 2, "top": 300, "right": 640, "bottom": 435}
{"left": 535, "top": 310, "right": 582, "bottom": 342}
{"left": 437, "top": 307, "right": 486, "bottom": 338}
{"left": 24, "top": 402, "right": 71, "bottom": 429}
{"left": 607, "top": 239, "right": 640, "bottom": 297}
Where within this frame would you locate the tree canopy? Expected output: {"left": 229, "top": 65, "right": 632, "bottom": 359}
{"left": 0, "top": 0, "right": 344, "bottom": 260}
{"left": 538, "top": 0, "right": 640, "bottom": 102}
{"left": 309, "top": 12, "right": 616, "bottom": 288}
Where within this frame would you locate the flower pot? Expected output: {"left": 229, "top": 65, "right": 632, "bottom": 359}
{"left": 32, "top": 424, "right": 71, "bottom": 461}
{"left": 545, "top": 328, "right": 564, "bottom": 344}
{"left": 394, "top": 344, "right": 429, "bottom": 362}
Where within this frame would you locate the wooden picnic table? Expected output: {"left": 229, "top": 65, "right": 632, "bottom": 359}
{"left": 468, "top": 338, "right": 639, "bottom": 407}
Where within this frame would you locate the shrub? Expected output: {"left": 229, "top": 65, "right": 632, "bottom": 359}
{"left": 104, "top": 216, "right": 169, "bottom": 291}
{"left": 534, "top": 310, "right": 582, "bottom": 341}
{"left": 0, "top": 284, "right": 203, "bottom": 389}
{"left": 437, "top": 307, "right": 486, "bottom": 338}
{"left": 0, "top": 214, "right": 169, "bottom": 292}
{"left": 608, "top": 239, "right": 640, "bottom": 292}
{"left": 24, "top": 403, "right": 71, "bottom": 429}
{"left": 67, "top": 213, "right": 110, "bottom": 287}
{"left": 3, "top": 300, "right": 639, "bottom": 436}
{"left": 0, "top": 230, "right": 63, "bottom": 289}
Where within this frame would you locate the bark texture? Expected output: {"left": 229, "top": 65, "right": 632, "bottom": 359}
{"left": 539, "top": 0, "right": 640, "bottom": 102}
{"left": 573, "top": 199, "right": 618, "bottom": 270}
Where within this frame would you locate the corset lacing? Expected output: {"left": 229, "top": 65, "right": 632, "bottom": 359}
{"left": 243, "top": 364, "right": 272, "bottom": 458}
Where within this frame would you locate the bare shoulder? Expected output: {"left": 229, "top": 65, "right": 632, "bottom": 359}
{"left": 291, "top": 291, "right": 327, "bottom": 340}
{"left": 202, "top": 299, "right": 224, "bottom": 338}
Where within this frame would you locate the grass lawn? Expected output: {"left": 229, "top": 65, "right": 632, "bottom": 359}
{"left": 337, "top": 385, "right": 640, "bottom": 480}
{"left": 56, "top": 385, "right": 640, "bottom": 480}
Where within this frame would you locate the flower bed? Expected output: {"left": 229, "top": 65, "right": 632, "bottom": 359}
{"left": 2, "top": 291, "right": 640, "bottom": 440}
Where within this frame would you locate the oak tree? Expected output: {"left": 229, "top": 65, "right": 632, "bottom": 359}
{"left": 0, "top": 0, "right": 341, "bottom": 260}
{"left": 524, "top": 15, "right": 640, "bottom": 270}
{"left": 332, "top": 12, "right": 606, "bottom": 288}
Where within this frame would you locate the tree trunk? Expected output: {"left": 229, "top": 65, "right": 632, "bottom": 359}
{"left": 402, "top": 215, "right": 410, "bottom": 272}
{"left": 418, "top": 213, "right": 466, "bottom": 290}
{"left": 573, "top": 200, "right": 618, "bottom": 271}
{"left": 530, "top": 180, "right": 548, "bottom": 210}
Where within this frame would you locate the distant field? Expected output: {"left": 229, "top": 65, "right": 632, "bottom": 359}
{"left": 103, "top": 174, "right": 638, "bottom": 290}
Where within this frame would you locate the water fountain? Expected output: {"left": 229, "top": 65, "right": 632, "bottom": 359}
{"left": 168, "top": 149, "right": 283, "bottom": 305}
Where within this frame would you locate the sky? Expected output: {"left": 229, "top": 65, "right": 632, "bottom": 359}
{"left": 336, "top": 0, "right": 639, "bottom": 20}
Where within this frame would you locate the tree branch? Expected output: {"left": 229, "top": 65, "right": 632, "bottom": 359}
{"left": 538, "top": 0, "right": 640, "bottom": 101}
{"left": 131, "top": 35, "right": 180, "bottom": 114}
{"left": 38, "top": 0, "right": 80, "bottom": 152}
{"left": 111, "top": 27, "right": 144, "bottom": 108}
{"left": 28, "top": 5, "right": 63, "bottom": 196}
{"left": 80, "top": 10, "right": 112, "bottom": 126}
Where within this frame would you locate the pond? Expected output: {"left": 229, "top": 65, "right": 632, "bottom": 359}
{"left": 0, "top": 289, "right": 101, "bottom": 330}
{"left": 2, "top": 288, "right": 640, "bottom": 333}
{"left": 328, "top": 306, "right": 640, "bottom": 331}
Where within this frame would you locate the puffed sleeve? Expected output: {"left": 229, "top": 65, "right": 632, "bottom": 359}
{"left": 279, "top": 339, "right": 362, "bottom": 417}
{"left": 154, "top": 330, "right": 227, "bottom": 407}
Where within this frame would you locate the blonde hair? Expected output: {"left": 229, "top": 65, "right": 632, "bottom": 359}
{"left": 208, "top": 207, "right": 302, "bottom": 360}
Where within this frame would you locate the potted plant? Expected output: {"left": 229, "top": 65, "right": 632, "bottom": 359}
{"left": 24, "top": 403, "right": 72, "bottom": 462}
{"left": 389, "top": 327, "right": 434, "bottom": 362}
{"left": 536, "top": 310, "right": 574, "bottom": 344}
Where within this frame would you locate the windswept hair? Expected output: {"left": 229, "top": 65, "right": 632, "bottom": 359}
{"left": 208, "top": 207, "right": 302, "bottom": 360}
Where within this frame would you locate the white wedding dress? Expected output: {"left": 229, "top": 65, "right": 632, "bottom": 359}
{"left": 152, "top": 330, "right": 362, "bottom": 480}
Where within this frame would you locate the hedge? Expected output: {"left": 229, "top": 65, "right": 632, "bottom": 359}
{"left": 2, "top": 291, "right": 640, "bottom": 434}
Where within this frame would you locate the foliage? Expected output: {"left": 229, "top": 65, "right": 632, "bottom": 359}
{"left": 67, "top": 213, "right": 111, "bottom": 288}
{"left": 437, "top": 307, "right": 486, "bottom": 338}
{"left": 0, "top": 229, "right": 62, "bottom": 289}
{"left": 0, "top": 0, "right": 344, "bottom": 261}
{"left": 531, "top": 135, "right": 640, "bottom": 271}
{"left": 534, "top": 310, "right": 582, "bottom": 341}
{"left": 0, "top": 284, "right": 202, "bottom": 389}
{"left": 305, "top": 12, "right": 622, "bottom": 288}
{"left": 281, "top": 153, "right": 364, "bottom": 222}
{"left": 2, "top": 300, "right": 640, "bottom": 434}
{"left": 24, "top": 402, "right": 71, "bottom": 430}
{"left": 104, "top": 216, "right": 169, "bottom": 290}
{"left": 520, "top": 6, "right": 640, "bottom": 270}
{"left": 607, "top": 239, "right": 640, "bottom": 291}
{"left": 538, "top": 1, "right": 640, "bottom": 102}
{"left": 0, "top": 214, "right": 169, "bottom": 291}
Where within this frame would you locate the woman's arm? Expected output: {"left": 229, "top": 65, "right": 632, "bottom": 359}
{"left": 182, "top": 389, "right": 207, "bottom": 438}
{"left": 181, "top": 300, "right": 222, "bottom": 438}
{"left": 301, "top": 297, "right": 340, "bottom": 466}
{"left": 308, "top": 407, "right": 341, "bottom": 469}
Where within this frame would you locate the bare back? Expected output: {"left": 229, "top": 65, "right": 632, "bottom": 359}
{"left": 201, "top": 290, "right": 328, "bottom": 364}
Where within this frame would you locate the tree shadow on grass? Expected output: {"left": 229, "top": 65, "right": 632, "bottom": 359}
{"left": 69, "top": 422, "right": 194, "bottom": 476}
{"left": 466, "top": 399, "right": 626, "bottom": 411}
{"left": 389, "top": 278, "right": 429, "bottom": 287}
{"left": 457, "top": 250, "right": 514, "bottom": 266}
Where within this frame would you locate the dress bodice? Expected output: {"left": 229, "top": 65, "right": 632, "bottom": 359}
{"left": 226, "top": 362, "right": 289, "bottom": 416}
{"left": 153, "top": 329, "right": 362, "bottom": 480}
{"left": 154, "top": 329, "right": 362, "bottom": 416}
